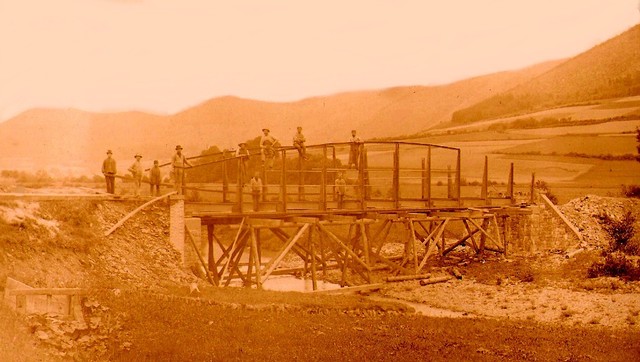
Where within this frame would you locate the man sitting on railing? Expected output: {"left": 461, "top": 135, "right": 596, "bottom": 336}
{"left": 260, "top": 128, "right": 279, "bottom": 170}
{"left": 293, "top": 126, "right": 309, "bottom": 160}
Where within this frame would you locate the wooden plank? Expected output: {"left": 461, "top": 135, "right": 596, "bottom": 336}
{"left": 307, "top": 283, "right": 386, "bottom": 294}
{"left": 262, "top": 224, "right": 310, "bottom": 280}
{"left": 317, "top": 223, "right": 371, "bottom": 272}
{"left": 540, "top": 193, "right": 583, "bottom": 242}
{"left": 219, "top": 217, "right": 246, "bottom": 281}
{"left": 104, "top": 191, "right": 177, "bottom": 236}
{"left": 419, "top": 276, "right": 453, "bottom": 286}
{"left": 386, "top": 273, "right": 431, "bottom": 282}
{"left": 185, "top": 225, "right": 216, "bottom": 286}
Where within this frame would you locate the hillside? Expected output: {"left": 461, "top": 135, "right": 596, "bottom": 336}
{"left": 0, "top": 61, "right": 559, "bottom": 174}
{"left": 450, "top": 24, "right": 640, "bottom": 124}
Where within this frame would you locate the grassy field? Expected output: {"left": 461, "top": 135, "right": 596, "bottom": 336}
{"left": 96, "top": 289, "right": 640, "bottom": 362}
{"left": 497, "top": 134, "right": 638, "bottom": 156}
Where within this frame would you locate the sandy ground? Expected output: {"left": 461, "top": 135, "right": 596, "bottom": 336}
{"left": 380, "top": 278, "right": 640, "bottom": 329}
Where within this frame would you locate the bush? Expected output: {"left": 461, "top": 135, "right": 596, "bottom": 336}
{"left": 622, "top": 185, "right": 640, "bottom": 198}
{"left": 589, "top": 211, "right": 640, "bottom": 280}
{"left": 535, "top": 180, "right": 558, "bottom": 204}
{"left": 599, "top": 212, "right": 636, "bottom": 253}
{"left": 588, "top": 252, "right": 640, "bottom": 280}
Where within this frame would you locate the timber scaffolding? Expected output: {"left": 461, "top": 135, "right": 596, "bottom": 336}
{"left": 176, "top": 141, "right": 527, "bottom": 290}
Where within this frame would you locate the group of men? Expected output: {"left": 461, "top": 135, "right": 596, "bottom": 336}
{"left": 101, "top": 145, "right": 190, "bottom": 197}
{"left": 101, "top": 127, "right": 364, "bottom": 206}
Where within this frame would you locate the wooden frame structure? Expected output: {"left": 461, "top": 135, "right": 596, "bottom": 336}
{"left": 174, "top": 141, "right": 515, "bottom": 290}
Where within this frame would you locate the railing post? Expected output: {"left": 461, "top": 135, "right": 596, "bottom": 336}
{"left": 236, "top": 158, "right": 243, "bottom": 213}
{"left": 481, "top": 155, "right": 488, "bottom": 203}
{"left": 507, "top": 162, "right": 514, "bottom": 203}
{"left": 222, "top": 151, "right": 229, "bottom": 203}
{"left": 298, "top": 154, "right": 304, "bottom": 201}
{"left": 321, "top": 145, "right": 327, "bottom": 210}
{"left": 530, "top": 172, "right": 536, "bottom": 204}
{"left": 426, "top": 146, "right": 431, "bottom": 207}
{"left": 393, "top": 143, "right": 400, "bottom": 209}
{"left": 456, "top": 150, "right": 462, "bottom": 207}
{"left": 359, "top": 144, "right": 366, "bottom": 211}
{"left": 281, "top": 149, "right": 287, "bottom": 211}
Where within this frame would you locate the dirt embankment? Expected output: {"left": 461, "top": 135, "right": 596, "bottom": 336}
{"left": 0, "top": 199, "right": 192, "bottom": 291}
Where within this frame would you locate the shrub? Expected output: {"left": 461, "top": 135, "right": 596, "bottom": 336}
{"left": 622, "top": 185, "right": 640, "bottom": 198}
{"left": 599, "top": 212, "right": 636, "bottom": 253}
{"left": 535, "top": 180, "right": 558, "bottom": 204}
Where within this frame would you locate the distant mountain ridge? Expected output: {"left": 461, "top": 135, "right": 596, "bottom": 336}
{"left": 0, "top": 24, "right": 637, "bottom": 174}
{"left": 450, "top": 24, "right": 640, "bottom": 124}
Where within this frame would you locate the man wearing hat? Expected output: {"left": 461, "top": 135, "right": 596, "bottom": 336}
{"left": 101, "top": 150, "right": 117, "bottom": 194}
{"left": 172, "top": 145, "right": 193, "bottom": 195}
{"left": 149, "top": 160, "right": 162, "bottom": 197}
{"left": 260, "top": 128, "right": 279, "bottom": 169}
{"left": 128, "top": 153, "right": 144, "bottom": 197}
{"left": 348, "top": 129, "right": 363, "bottom": 169}
{"left": 293, "top": 126, "right": 309, "bottom": 160}
{"left": 235, "top": 142, "right": 250, "bottom": 185}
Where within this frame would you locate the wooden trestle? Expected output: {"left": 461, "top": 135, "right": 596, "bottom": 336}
{"left": 189, "top": 209, "right": 506, "bottom": 290}
{"left": 178, "top": 141, "right": 517, "bottom": 290}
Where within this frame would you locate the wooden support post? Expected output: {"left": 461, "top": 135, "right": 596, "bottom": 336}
{"left": 530, "top": 172, "right": 536, "bottom": 204}
{"left": 185, "top": 225, "right": 216, "bottom": 286}
{"left": 406, "top": 220, "right": 417, "bottom": 273}
{"left": 250, "top": 227, "right": 262, "bottom": 289}
{"left": 220, "top": 218, "right": 245, "bottom": 282}
{"left": 360, "top": 222, "right": 371, "bottom": 283}
{"left": 421, "top": 158, "right": 426, "bottom": 200}
{"left": 447, "top": 165, "right": 452, "bottom": 199}
{"left": 507, "top": 162, "right": 514, "bottom": 203}
{"left": 262, "top": 224, "right": 310, "bottom": 280}
{"left": 104, "top": 191, "right": 176, "bottom": 236}
{"left": 298, "top": 153, "right": 304, "bottom": 201}
{"left": 426, "top": 146, "right": 432, "bottom": 207}
{"left": 237, "top": 158, "right": 243, "bottom": 213}
{"left": 456, "top": 150, "right": 462, "bottom": 206}
{"left": 318, "top": 223, "right": 371, "bottom": 272}
{"left": 222, "top": 152, "right": 229, "bottom": 202}
{"left": 246, "top": 227, "right": 255, "bottom": 287}
{"left": 321, "top": 145, "right": 327, "bottom": 210}
{"left": 481, "top": 155, "right": 488, "bottom": 202}
{"left": 393, "top": 143, "right": 400, "bottom": 209}
{"left": 281, "top": 149, "right": 287, "bottom": 211}
{"left": 309, "top": 227, "right": 317, "bottom": 290}
{"left": 206, "top": 225, "right": 220, "bottom": 285}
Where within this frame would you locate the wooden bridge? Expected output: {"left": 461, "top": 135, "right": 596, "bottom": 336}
{"left": 170, "top": 141, "right": 525, "bottom": 290}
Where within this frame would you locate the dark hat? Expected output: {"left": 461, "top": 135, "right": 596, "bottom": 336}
{"left": 262, "top": 128, "right": 270, "bottom": 132}
{"left": 175, "top": 145, "right": 183, "bottom": 150}
{"left": 106, "top": 150, "right": 113, "bottom": 154}
{"left": 238, "top": 142, "right": 247, "bottom": 146}
{"left": 134, "top": 153, "right": 142, "bottom": 158}
{"left": 153, "top": 160, "right": 159, "bottom": 164}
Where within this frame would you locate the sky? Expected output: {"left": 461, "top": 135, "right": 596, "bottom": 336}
{"left": 0, "top": 0, "right": 638, "bottom": 122}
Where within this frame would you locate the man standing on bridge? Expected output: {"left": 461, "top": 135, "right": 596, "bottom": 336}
{"left": 149, "top": 160, "right": 162, "bottom": 196}
{"left": 128, "top": 153, "right": 143, "bottom": 198}
{"left": 101, "top": 150, "right": 117, "bottom": 194}
{"left": 260, "top": 128, "right": 279, "bottom": 170}
{"left": 348, "top": 130, "right": 363, "bottom": 169}
{"left": 172, "top": 145, "right": 193, "bottom": 195}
